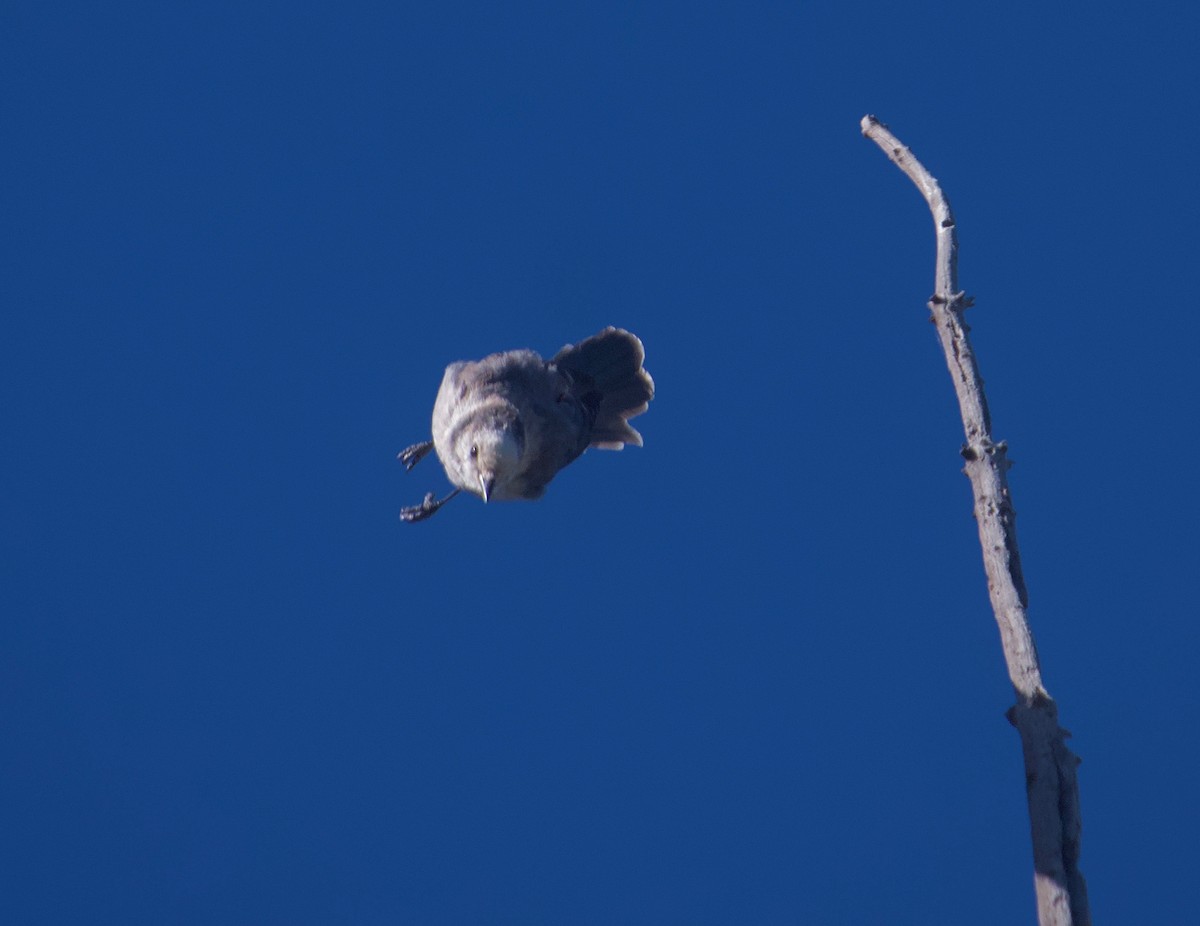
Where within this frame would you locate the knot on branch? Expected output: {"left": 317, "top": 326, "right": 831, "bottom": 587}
{"left": 1004, "top": 687, "right": 1057, "bottom": 729}
{"left": 961, "top": 440, "right": 993, "bottom": 461}
{"left": 930, "top": 290, "right": 972, "bottom": 309}
{"left": 961, "top": 438, "right": 1011, "bottom": 464}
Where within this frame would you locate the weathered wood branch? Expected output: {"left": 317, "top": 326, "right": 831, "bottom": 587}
{"left": 860, "top": 114, "right": 1090, "bottom": 926}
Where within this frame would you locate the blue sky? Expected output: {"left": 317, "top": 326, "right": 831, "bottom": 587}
{"left": 4, "top": 2, "right": 1198, "bottom": 923}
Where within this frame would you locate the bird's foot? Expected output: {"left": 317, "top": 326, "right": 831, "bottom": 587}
{"left": 399, "top": 489, "right": 460, "bottom": 523}
{"left": 398, "top": 440, "right": 435, "bottom": 471}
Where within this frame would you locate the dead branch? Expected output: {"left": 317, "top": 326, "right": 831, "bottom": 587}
{"left": 861, "top": 114, "right": 1090, "bottom": 926}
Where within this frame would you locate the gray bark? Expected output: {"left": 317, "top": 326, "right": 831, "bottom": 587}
{"left": 860, "top": 115, "right": 1090, "bottom": 926}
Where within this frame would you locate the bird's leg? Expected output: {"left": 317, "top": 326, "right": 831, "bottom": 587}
{"left": 399, "top": 489, "right": 460, "bottom": 523}
{"left": 398, "top": 440, "right": 456, "bottom": 521}
{"left": 398, "top": 440, "right": 435, "bottom": 471}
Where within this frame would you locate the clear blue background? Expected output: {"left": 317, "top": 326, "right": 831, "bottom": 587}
{"left": 4, "top": 2, "right": 1196, "bottom": 923}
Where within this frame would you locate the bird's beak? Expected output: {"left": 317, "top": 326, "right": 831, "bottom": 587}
{"left": 479, "top": 473, "right": 494, "bottom": 502}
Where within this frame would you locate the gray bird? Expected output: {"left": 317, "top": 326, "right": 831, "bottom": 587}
{"left": 398, "top": 327, "right": 654, "bottom": 522}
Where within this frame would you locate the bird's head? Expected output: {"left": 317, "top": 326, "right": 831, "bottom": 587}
{"left": 457, "top": 416, "right": 524, "bottom": 502}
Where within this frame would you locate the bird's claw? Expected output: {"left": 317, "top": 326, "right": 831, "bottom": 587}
{"left": 400, "top": 492, "right": 440, "bottom": 522}
{"left": 399, "top": 488, "right": 460, "bottom": 523}
{"left": 398, "top": 440, "right": 434, "bottom": 472}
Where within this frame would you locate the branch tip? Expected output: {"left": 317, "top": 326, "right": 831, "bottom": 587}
{"left": 860, "top": 114, "right": 884, "bottom": 134}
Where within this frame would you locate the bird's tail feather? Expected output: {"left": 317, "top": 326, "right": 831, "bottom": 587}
{"left": 554, "top": 327, "right": 655, "bottom": 450}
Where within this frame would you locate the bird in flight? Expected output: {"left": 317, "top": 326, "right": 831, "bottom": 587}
{"left": 398, "top": 327, "right": 654, "bottom": 522}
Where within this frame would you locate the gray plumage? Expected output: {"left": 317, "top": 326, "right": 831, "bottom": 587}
{"left": 398, "top": 327, "right": 653, "bottom": 521}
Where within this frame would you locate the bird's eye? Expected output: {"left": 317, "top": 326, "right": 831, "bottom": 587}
{"left": 469, "top": 445, "right": 478, "bottom": 458}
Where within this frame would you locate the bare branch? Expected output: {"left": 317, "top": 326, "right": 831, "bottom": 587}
{"left": 861, "top": 114, "right": 1090, "bottom": 926}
